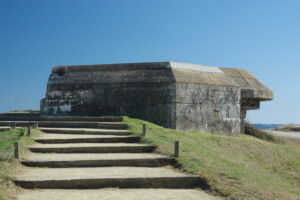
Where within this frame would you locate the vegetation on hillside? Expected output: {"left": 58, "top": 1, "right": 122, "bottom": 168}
{"left": 124, "top": 117, "right": 300, "bottom": 200}
{"left": 0, "top": 128, "right": 38, "bottom": 200}
{"left": 244, "top": 122, "right": 279, "bottom": 142}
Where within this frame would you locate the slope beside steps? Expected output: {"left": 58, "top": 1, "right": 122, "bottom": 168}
{"left": 0, "top": 116, "right": 219, "bottom": 200}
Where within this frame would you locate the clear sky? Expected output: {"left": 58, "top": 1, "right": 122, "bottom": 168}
{"left": 0, "top": 0, "right": 299, "bottom": 124}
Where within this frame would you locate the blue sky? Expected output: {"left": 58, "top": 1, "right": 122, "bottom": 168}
{"left": 0, "top": 0, "right": 299, "bottom": 124}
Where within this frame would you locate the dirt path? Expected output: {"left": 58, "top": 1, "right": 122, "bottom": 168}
{"left": 266, "top": 130, "right": 300, "bottom": 139}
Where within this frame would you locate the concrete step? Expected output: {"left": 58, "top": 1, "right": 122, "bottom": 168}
{"left": 14, "top": 167, "right": 203, "bottom": 189}
{"left": 41, "top": 128, "right": 132, "bottom": 135}
{"left": 0, "top": 116, "right": 123, "bottom": 122}
{"left": 0, "top": 121, "right": 128, "bottom": 129}
{"left": 16, "top": 189, "right": 220, "bottom": 200}
{"left": 0, "top": 127, "right": 10, "bottom": 131}
{"left": 35, "top": 134, "right": 140, "bottom": 144}
{"left": 21, "top": 153, "right": 175, "bottom": 167}
{"left": 29, "top": 143, "right": 155, "bottom": 153}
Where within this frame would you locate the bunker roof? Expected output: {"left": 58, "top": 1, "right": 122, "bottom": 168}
{"left": 51, "top": 61, "right": 273, "bottom": 100}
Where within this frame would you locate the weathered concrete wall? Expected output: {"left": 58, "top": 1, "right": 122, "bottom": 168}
{"left": 42, "top": 82, "right": 177, "bottom": 128}
{"left": 175, "top": 83, "right": 241, "bottom": 135}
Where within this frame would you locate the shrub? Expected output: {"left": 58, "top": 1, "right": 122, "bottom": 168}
{"left": 245, "top": 122, "right": 279, "bottom": 142}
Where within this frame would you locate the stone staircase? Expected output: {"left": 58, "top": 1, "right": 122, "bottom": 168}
{"left": 0, "top": 116, "right": 220, "bottom": 200}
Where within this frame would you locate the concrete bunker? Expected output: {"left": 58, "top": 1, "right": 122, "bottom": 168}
{"left": 41, "top": 62, "right": 273, "bottom": 136}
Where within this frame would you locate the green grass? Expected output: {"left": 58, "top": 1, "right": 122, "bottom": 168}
{"left": 124, "top": 117, "right": 300, "bottom": 200}
{"left": 0, "top": 128, "right": 39, "bottom": 200}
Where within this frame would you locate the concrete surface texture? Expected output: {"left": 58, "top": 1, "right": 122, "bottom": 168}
{"left": 40, "top": 127, "right": 132, "bottom": 135}
{"left": 41, "top": 62, "right": 273, "bottom": 136}
{"left": 0, "top": 126, "right": 10, "bottom": 131}
{"left": 16, "top": 166, "right": 196, "bottom": 180}
{"left": 34, "top": 133, "right": 140, "bottom": 143}
{"left": 23, "top": 152, "right": 169, "bottom": 161}
{"left": 9, "top": 116, "right": 220, "bottom": 199}
{"left": 29, "top": 143, "right": 153, "bottom": 148}
{"left": 17, "top": 189, "right": 221, "bottom": 200}
{"left": 37, "top": 133, "right": 133, "bottom": 139}
{"left": 28, "top": 142, "right": 155, "bottom": 153}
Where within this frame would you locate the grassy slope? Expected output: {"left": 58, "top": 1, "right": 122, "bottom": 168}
{"left": 124, "top": 117, "right": 300, "bottom": 200}
{"left": 0, "top": 128, "right": 39, "bottom": 200}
